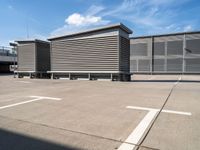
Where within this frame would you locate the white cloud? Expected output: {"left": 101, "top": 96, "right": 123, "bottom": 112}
{"left": 51, "top": 0, "right": 194, "bottom": 37}
{"left": 184, "top": 25, "right": 193, "bottom": 32}
{"left": 65, "top": 13, "right": 102, "bottom": 26}
{"left": 51, "top": 5, "right": 110, "bottom": 37}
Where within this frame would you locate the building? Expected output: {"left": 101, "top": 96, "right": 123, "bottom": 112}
{"left": 16, "top": 39, "right": 50, "bottom": 78}
{"left": 48, "top": 23, "right": 132, "bottom": 81}
{"left": 130, "top": 31, "right": 200, "bottom": 74}
{"left": 0, "top": 46, "right": 17, "bottom": 73}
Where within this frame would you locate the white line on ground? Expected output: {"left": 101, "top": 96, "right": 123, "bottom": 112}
{"left": 29, "top": 96, "right": 62, "bottom": 101}
{"left": 118, "top": 106, "right": 192, "bottom": 150}
{"left": 16, "top": 81, "right": 31, "bottom": 83}
{"left": 0, "top": 96, "right": 62, "bottom": 110}
{"left": 118, "top": 110, "right": 158, "bottom": 150}
{"left": 126, "top": 106, "right": 192, "bottom": 116}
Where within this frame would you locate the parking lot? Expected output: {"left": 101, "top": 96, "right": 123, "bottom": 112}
{"left": 0, "top": 75, "right": 200, "bottom": 150}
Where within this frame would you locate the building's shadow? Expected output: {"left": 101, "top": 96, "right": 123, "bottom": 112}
{"left": 131, "top": 80, "right": 200, "bottom": 83}
{"left": 0, "top": 128, "right": 81, "bottom": 150}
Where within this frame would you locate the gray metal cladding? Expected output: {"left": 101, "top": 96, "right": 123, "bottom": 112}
{"left": 119, "top": 36, "right": 130, "bottom": 72}
{"left": 51, "top": 36, "right": 119, "bottom": 71}
{"left": 36, "top": 42, "right": 50, "bottom": 71}
{"left": 17, "top": 43, "right": 35, "bottom": 71}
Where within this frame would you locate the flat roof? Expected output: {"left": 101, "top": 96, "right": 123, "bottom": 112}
{"left": 16, "top": 39, "right": 49, "bottom": 44}
{"left": 48, "top": 23, "right": 133, "bottom": 40}
{"left": 130, "top": 31, "right": 200, "bottom": 39}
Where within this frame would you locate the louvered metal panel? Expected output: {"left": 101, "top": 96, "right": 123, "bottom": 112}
{"left": 36, "top": 42, "right": 50, "bottom": 72}
{"left": 119, "top": 36, "right": 130, "bottom": 72}
{"left": 51, "top": 36, "right": 119, "bottom": 71}
{"left": 17, "top": 43, "right": 35, "bottom": 71}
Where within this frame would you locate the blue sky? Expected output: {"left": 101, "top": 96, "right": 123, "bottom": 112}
{"left": 0, "top": 0, "right": 200, "bottom": 46}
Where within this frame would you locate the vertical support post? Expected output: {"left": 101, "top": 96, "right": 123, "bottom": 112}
{"left": 111, "top": 73, "right": 113, "bottom": 81}
{"left": 88, "top": 73, "right": 91, "bottom": 80}
{"left": 51, "top": 73, "right": 54, "bottom": 79}
{"left": 69, "top": 73, "right": 71, "bottom": 80}
{"left": 183, "top": 34, "right": 186, "bottom": 74}
{"left": 164, "top": 40, "right": 167, "bottom": 73}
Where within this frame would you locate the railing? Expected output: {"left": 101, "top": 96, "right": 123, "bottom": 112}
{"left": 0, "top": 46, "right": 17, "bottom": 57}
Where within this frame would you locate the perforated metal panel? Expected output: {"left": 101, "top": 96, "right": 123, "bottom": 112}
{"left": 138, "top": 59, "right": 150, "bottom": 71}
{"left": 130, "top": 43, "right": 148, "bottom": 56}
{"left": 167, "top": 58, "right": 182, "bottom": 72}
{"left": 167, "top": 41, "right": 183, "bottom": 55}
{"left": 185, "top": 58, "right": 200, "bottom": 72}
{"left": 130, "top": 60, "right": 137, "bottom": 72}
{"left": 153, "top": 59, "right": 165, "bottom": 72}
{"left": 154, "top": 42, "right": 165, "bottom": 55}
{"left": 186, "top": 39, "right": 200, "bottom": 54}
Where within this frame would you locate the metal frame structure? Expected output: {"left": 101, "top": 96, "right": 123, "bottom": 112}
{"left": 130, "top": 31, "right": 200, "bottom": 74}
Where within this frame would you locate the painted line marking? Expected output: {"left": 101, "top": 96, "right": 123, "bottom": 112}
{"left": 0, "top": 96, "right": 62, "bottom": 110}
{"left": 16, "top": 81, "right": 31, "bottom": 83}
{"left": 118, "top": 110, "right": 157, "bottom": 150}
{"left": 126, "top": 106, "right": 191, "bottom": 116}
{"left": 118, "top": 106, "right": 192, "bottom": 150}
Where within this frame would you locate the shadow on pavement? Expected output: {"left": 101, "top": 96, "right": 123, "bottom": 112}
{"left": 131, "top": 80, "right": 200, "bottom": 83}
{"left": 0, "top": 128, "right": 81, "bottom": 150}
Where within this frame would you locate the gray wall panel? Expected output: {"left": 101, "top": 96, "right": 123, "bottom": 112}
{"left": 18, "top": 43, "right": 35, "bottom": 71}
{"left": 51, "top": 36, "right": 120, "bottom": 71}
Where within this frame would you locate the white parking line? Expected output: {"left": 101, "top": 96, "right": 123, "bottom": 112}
{"left": 0, "top": 96, "right": 62, "bottom": 110}
{"left": 16, "top": 81, "right": 31, "bottom": 84}
{"left": 118, "top": 110, "right": 158, "bottom": 150}
{"left": 118, "top": 106, "right": 192, "bottom": 150}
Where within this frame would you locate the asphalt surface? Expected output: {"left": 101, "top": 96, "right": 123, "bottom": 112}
{"left": 0, "top": 74, "right": 199, "bottom": 150}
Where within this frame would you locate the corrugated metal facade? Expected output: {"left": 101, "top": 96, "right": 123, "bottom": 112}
{"left": 16, "top": 40, "right": 50, "bottom": 75}
{"left": 17, "top": 43, "right": 36, "bottom": 71}
{"left": 130, "top": 32, "right": 200, "bottom": 74}
{"left": 49, "top": 24, "right": 132, "bottom": 81}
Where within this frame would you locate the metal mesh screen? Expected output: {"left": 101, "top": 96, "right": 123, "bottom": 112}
{"left": 154, "top": 42, "right": 165, "bottom": 55}
{"left": 185, "top": 58, "right": 200, "bottom": 72}
{"left": 130, "top": 60, "right": 137, "bottom": 72}
{"left": 186, "top": 39, "right": 200, "bottom": 54}
{"left": 167, "top": 58, "right": 183, "bottom": 72}
{"left": 153, "top": 59, "right": 165, "bottom": 72}
{"left": 167, "top": 41, "right": 183, "bottom": 55}
{"left": 130, "top": 43, "right": 148, "bottom": 56}
{"left": 138, "top": 59, "right": 150, "bottom": 71}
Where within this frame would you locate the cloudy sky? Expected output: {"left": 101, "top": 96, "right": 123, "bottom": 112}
{"left": 0, "top": 0, "right": 200, "bottom": 46}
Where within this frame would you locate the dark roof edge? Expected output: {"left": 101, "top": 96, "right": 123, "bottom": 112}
{"left": 130, "top": 31, "right": 200, "bottom": 39}
{"left": 15, "top": 39, "right": 50, "bottom": 44}
{"left": 48, "top": 23, "right": 133, "bottom": 40}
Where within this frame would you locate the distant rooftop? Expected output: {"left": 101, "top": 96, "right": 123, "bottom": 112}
{"left": 130, "top": 31, "right": 200, "bottom": 39}
{"left": 15, "top": 39, "right": 49, "bottom": 44}
{"left": 48, "top": 23, "right": 133, "bottom": 40}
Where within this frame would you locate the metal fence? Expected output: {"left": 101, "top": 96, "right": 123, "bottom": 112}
{"left": 0, "top": 46, "right": 17, "bottom": 57}
{"left": 130, "top": 32, "right": 200, "bottom": 74}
